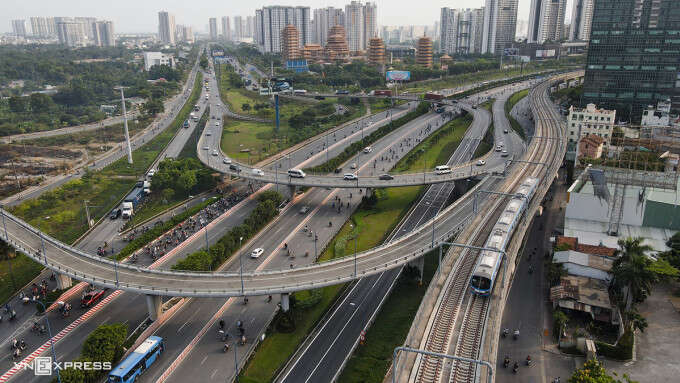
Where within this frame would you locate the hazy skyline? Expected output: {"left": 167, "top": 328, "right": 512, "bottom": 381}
{"left": 3, "top": 0, "right": 571, "bottom": 34}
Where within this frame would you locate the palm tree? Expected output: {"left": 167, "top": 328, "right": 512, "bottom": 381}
{"left": 611, "top": 237, "right": 657, "bottom": 311}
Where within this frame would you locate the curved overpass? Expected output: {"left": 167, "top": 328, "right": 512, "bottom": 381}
{"left": 197, "top": 100, "right": 506, "bottom": 188}
{"left": 0, "top": 72, "right": 578, "bottom": 298}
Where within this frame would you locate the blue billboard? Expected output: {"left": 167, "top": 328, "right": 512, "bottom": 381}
{"left": 386, "top": 71, "right": 411, "bottom": 82}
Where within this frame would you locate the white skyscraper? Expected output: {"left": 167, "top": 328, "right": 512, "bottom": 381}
{"left": 440, "top": 8, "right": 485, "bottom": 55}
{"left": 222, "top": 17, "right": 231, "bottom": 40}
{"left": 569, "top": 0, "right": 593, "bottom": 41}
{"left": 92, "top": 21, "right": 115, "bottom": 47}
{"left": 482, "top": 0, "right": 519, "bottom": 54}
{"left": 12, "top": 20, "right": 27, "bottom": 37}
{"left": 246, "top": 16, "right": 254, "bottom": 38}
{"left": 527, "top": 0, "right": 566, "bottom": 43}
{"left": 312, "top": 7, "right": 344, "bottom": 46}
{"left": 209, "top": 18, "right": 218, "bottom": 40}
{"left": 234, "top": 16, "right": 244, "bottom": 41}
{"left": 345, "top": 1, "right": 364, "bottom": 52}
{"left": 55, "top": 18, "right": 85, "bottom": 47}
{"left": 30, "top": 17, "right": 49, "bottom": 37}
{"left": 254, "top": 6, "right": 311, "bottom": 53}
{"left": 158, "top": 11, "right": 176, "bottom": 45}
{"left": 363, "top": 2, "right": 378, "bottom": 48}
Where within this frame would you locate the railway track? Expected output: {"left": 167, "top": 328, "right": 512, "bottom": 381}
{"left": 411, "top": 73, "right": 570, "bottom": 383}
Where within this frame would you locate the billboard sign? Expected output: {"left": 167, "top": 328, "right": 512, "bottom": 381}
{"left": 503, "top": 48, "right": 519, "bottom": 56}
{"left": 535, "top": 49, "right": 556, "bottom": 58}
{"left": 386, "top": 71, "right": 411, "bottom": 82}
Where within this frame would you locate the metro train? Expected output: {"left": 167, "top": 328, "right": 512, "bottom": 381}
{"left": 470, "top": 177, "right": 540, "bottom": 296}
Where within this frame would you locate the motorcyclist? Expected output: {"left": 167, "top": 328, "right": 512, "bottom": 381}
{"left": 219, "top": 319, "right": 225, "bottom": 330}
{"left": 20, "top": 339, "right": 26, "bottom": 350}
{"left": 12, "top": 338, "right": 18, "bottom": 349}
{"left": 526, "top": 355, "right": 532, "bottom": 366}
{"left": 267, "top": 295, "right": 272, "bottom": 303}
{"left": 223, "top": 343, "right": 229, "bottom": 352}
{"left": 513, "top": 329, "right": 520, "bottom": 339}
{"left": 529, "top": 265, "right": 534, "bottom": 274}
{"left": 502, "top": 328, "right": 509, "bottom": 337}
{"left": 503, "top": 355, "right": 510, "bottom": 367}
{"left": 513, "top": 362, "right": 519, "bottom": 373}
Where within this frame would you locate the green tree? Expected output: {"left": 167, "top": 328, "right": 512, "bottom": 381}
{"left": 142, "top": 98, "right": 165, "bottom": 116}
{"left": 8, "top": 96, "right": 28, "bottom": 113}
{"left": 611, "top": 237, "right": 658, "bottom": 310}
{"left": 200, "top": 55, "right": 209, "bottom": 70}
{"left": 553, "top": 310, "right": 568, "bottom": 341}
{"left": 568, "top": 359, "right": 636, "bottom": 383}
{"left": 242, "top": 103, "right": 251, "bottom": 112}
{"left": 178, "top": 171, "right": 197, "bottom": 195}
{"left": 626, "top": 310, "right": 648, "bottom": 333}
{"left": 29, "top": 93, "right": 55, "bottom": 112}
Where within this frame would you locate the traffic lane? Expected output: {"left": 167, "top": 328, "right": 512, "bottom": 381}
{"left": 162, "top": 106, "right": 445, "bottom": 381}
{"left": 144, "top": 188, "right": 338, "bottom": 381}
{"left": 281, "top": 269, "right": 396, "bottom": 383}
{"left": 22, "top": 292, "right": 153, "bottom": 383}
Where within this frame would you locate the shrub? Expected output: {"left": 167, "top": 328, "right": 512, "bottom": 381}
{"left": 595, "top": 330, "right": 634, "bottom": 360}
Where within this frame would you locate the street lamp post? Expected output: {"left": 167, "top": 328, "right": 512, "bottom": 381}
{"left": 33, "top": 299, "right": 61, "bottom": 383}
{"left": 238, "top": 236, "right": 244, "bottom": 294}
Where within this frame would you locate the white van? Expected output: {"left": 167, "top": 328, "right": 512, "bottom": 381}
{"left": 363, "top": 146, "right": 372, "bottom": 154}
{"left": 287, "top": 169, "right": 306, "bottom": 178}
{"left": 434, "top": 165, "right": 452, "bottom": 175}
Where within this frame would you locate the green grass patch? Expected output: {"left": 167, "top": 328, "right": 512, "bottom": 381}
{"left": 0, "top": 253, "right": 44, "bottom": 304}
{"left": 505, "top": 89, "right": 528, "bottom": 139}
{"left": 240, "top": 114, "right": 471, "bottom": 383}
{"left": 22, "top": 118, "right": 150, "bottom": 149}
{"left": 178, "top": 105, "right": 209, "bottom": 160}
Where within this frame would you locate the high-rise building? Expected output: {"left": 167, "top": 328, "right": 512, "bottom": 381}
{"left": 12, "top": 20, "right": 27, "bottom": 37}
{"left": 92, "top": 21, "right": 115, "bottom": 47}
{"left": 569, "top": 0, "right": 594, "bottom": 41}
{"left": 254, "top": 6, "right": 311, "bottom": 53}
{"left": 221, "top": 17, "right": 231, "bottom": 41}
{"left": 176, "top": 25, "right": 194, "bottom": 43}
{"left": 363, "top": 2, "right": 378, "bottom": 50}
{"left": 344, "top": 1, "right": 376, "bottom": 52}
{"left": 158, "top": 11, "right": 176, "bottom": 45}
{"left": 312, "top": 7, "right": 345, "bottom": 46}
{"left": 281, "top": 25, "right": 300, "bottom": 61}
{"left": 416, "top": 36, "right": 433, "bottom": 67}
{"left": 74, "top": 17, "right": 97, "bottom": 40}
{"left": 482, "top": 0, "right": 519, "bottom": 54}
{"left": 56, "top": 18, "right": 85, "bottom": 47}
{"left": 246, "top": 16, "right": 254, "bottom": 38}
{"left": 440, "top": 8, "right": 486, "bottom": 55}
{"left": 46, "top": 17, "right": 57, "bottom": 37}
{"left": 234, "top": 16, "right": 244, "bottom": 41}
{"left": 527, "top": 0, "right": 567, "bottom": 43}
{"left": 583, "top": 0, "right": 680, "bottom": 120}
{"left": 368, "top": 37, "right": 385, "bottom": 65}
{"left": 30, "top": 17, "right": 49, "bottom": 37}
{"left": 209, "top": 18, "right": 218, "bottom": 40}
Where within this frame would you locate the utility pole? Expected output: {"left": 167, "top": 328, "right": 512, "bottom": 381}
{"left": 115, "top": 86, "right": 133, "bottom": 164}
{"left": 83, "top": 200, "right": 91, "bottom": 227}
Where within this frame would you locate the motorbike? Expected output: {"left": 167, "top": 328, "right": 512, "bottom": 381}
{"left": 503, "top": 356, "right": 510, "bottom": 368}
{"left": 513, "top": 329, "right": 520, "bottom": 340}
{"left": 512, "top": 362, "right": 519, "bottom": 374}
{"left": 223, "top": 343, "right": 230, "bottom": 353}
{"left": 218, "top": 330, "right": 227, "bottom": 342}
{"left": 526, "top": 356, "right": 532, "bottom": 366}
{"left": 502, "top": 328, "right": 509, "bottom": 338}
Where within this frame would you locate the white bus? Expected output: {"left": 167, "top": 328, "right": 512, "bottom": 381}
{"left": 287, "top": 169, "right": 306, "bottom": 178}
{"left": 294, "top": 89, "right": 307, "bottom": 95}
{"left": 434, "top": 165, "right": 452, "bottom": 175}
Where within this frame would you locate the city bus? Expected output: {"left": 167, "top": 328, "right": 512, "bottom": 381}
{"left": 107, "top": 336, "right": 164, "bottom": 383}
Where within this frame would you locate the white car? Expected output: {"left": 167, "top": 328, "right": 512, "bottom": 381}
{"left": 343, "top": 173, "right": 358, "bottom": 181}
{"left": 252, "top": 168, "right": 264, "bottom": 176}
{"left": 495, "top": 145, "right": 502, "bottom": 152}
{"left": 501, "top": 150, "right": 509, "bottom": 157}
{"left": 212, "top": 150, "right": 218, "bottom": 156}
{"left": 350, "top": 162, "right": 357, "bottom": 170}
{"left": 222, "top": 157, "right": 232, "bottom": 164}
{"left": 147, "top": 169, "right": 156, "bottom": 177}
{"left": 476, "top": 160, "right": 486, "bottom": 166}
{"left": 363, "top": 146, "right": 372, "bottom": 154}
{"left": 250, "top": 248, "right": 264, "bottom": 258}
{"left": 206, "top": 131, "right": 212, "bottom": 136}
{"left": 215, "top": 122, "right": 220, "bottom": 127}
{"left": 202, "top": 146, "right": 210, "bottom": 150}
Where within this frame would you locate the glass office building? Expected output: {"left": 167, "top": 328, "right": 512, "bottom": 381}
{"left": 583, "top": 0, "right": 680, "bottom": 122}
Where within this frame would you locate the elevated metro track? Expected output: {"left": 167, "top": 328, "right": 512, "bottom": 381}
{"left": 0, "top": 73, "right": 577, "bottom": 299}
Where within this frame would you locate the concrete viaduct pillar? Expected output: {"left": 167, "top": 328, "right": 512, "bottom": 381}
{"left": 287, "top": 185, "right": 297, "bottom": 199}
{"left": 146, "top": 295, "right": 162, "bottom": 321}
{"left": 55, "top": 273, "right": 72, "bottom": 290}
{"left": 280, "top": 293, "right": 290, "bottom": 312}
{"left": 409, "top": 256, "right": 425, "bottom": 285}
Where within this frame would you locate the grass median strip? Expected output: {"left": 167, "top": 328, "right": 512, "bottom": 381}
{"left": 505, "top": 89, "right": 528, "bottom": 139}
{"left": 239, "top": 114, "right": 472, "bottom": 383}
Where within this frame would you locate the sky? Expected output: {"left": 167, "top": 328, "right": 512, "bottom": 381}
{"left": 2, "top": 0, "right": 571, "bottom": 34}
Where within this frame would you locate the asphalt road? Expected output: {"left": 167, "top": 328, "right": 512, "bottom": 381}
{"left": 277, "top": 80, "right": 533, "bottom": 383}
{"left": 0, "top": 70, "right": 420, "bottom": 383}
{"left": 155, "top": 109, "right": 457, "bottom": 383}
